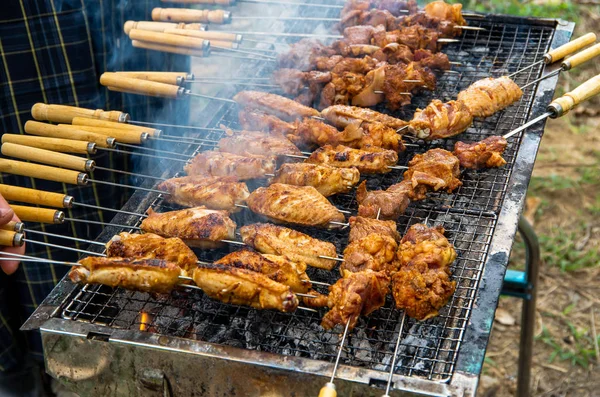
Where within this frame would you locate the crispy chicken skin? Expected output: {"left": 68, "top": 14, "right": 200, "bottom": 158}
{"left": 321, "top": 269, "right": 390, "bottom": 330}
{"left": 106, "top": 232, "right": 198, "bottom": 275}
{"left": 70, "top": 257, "right": 181, "bottom": 293}
{"left": 321, "top": 105, "right": 407, "bottom": 130}
{"left": 306, "top": 144, "right": 398, "bottom": 174}
{"left": 140, "top": 207, "right": 236, "bottom": 248}
{"left": 247, "top": 184, "right": 346, "bottom": 229}
{"left": 214, "top": 249, "right": 311, "bottom": 293}
{"left": 157, "top": 175, "right": 249, "bottom": 212}
{"left": 398, "top": 224, "right": 457, "bottom": 269}
{"left": 409, "top": 99, "right": 473, "bottom": 140}
{"left": 457, "top": 77, "right": 523, "bottom": 118}
{"left": 424, "top": 0, "right": 466, "bottom": 25}
{"left": 453, "top": 136, "right": 508, "bottom": 169}
{"left": 341, "top": 234, "right": 399, "bottom": 275}
{"left": 290, "top": 118, "right": 356, "bottom": 147}
{"left": 218, "top": 130, "right": 302, "bottom": 158}
{"left": 272, "top": 163, "right": 360, "bottom": 197}
{"left": 403, "top": 149, "right": 462, "bottom": 198}
{"left": 184, "top": 150, "right": 276, "bottom": 180}
{"left": 348, "top": 216, "right": 400, "bottom": 243}
{"left": 233, "top": 91, "right": 320, "bottom": 121}
{"left": 238, "top": 109, "right": 297, "bottom": 136}
{"left": 240, "top": 223, "right": 338, "bottom": 270}
{"left": 192, "top": 263, "right": 299, "bottom": 312}
{"left": 356, "top": 180, "right": 412, "bottom": 219}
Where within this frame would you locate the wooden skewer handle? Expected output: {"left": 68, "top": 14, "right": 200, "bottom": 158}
{"left": 100, "top": 72, "right": 183, "bottom": 99}
{"left": 0, "top": 159, "right": 87, "bottom": 185}
{"left": 163, "top": 28, "right": 240, "bottom": 43}
{"left": 123, "top": 21, "right": 205, "bottom": 35}
{"left": 549, "top": 73, "right": 600, "bottom": 117}
{"left": 1, "top": 143, "right": 94, "bottom": 173}
{"left": 71, "top": 117, "right": 160, "bottom": 137}
{"left": 129, "top": 29, "right": 209, "bottom": 50}
{"left": 318, "top": 383, "right": 337, "bottom": 397}
{"left": 210, "top": 40, "right": 239, "bottom": 49}
{"left": 31, "top": 103, "right": 128, "bottom": 123}
{"left": 0, "top": 230, "right": 24, "bottom": 247}
{"left": 1, "top": 134, "right": 95, "bottom": 155}
{"left": 59, "top": 124, "right": 146, "bottom": 145}
{"left": 151, "top": 8, "right": 231, "bottom": 24}
{"left": 131, "top": 40, "right": 208, "bottom": 58}
{"left": 562, "top": 43, "right": 600, "bottom": 70}
{"left": 114, "top": 71, "right": 188, "bottom": 85}
{"left": 0, "top": 221, "right": 23, "bottom": 233}
{"left": 11, "top": 205, "right": 64, "bottom": 224}
{"left": 0, "top": 184, "right": 71, "bottom": 208}
{"left": 24, "top": 121, "right": 114, "bottom": 148}
{"left": 546, "top": 32, "right": 596, "bottom": 63}
{"left": 161, "top": 0, "right": 234, "bottom": 5}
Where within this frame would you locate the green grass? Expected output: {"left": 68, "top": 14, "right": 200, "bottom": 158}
{"left": 458, "top": 0, "right": 582, "bottom": 22}
{"left": 539, "top": 228, "right": 600, "bottom": 272}
{"left": 537, "top": 324, "right": 598, "bottom": 368}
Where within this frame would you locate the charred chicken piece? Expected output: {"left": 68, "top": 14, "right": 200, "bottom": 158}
{"left": 403, "top": 149, "right": 462, "bottom": 199}
{"left": 371, "top": 24, "right": 441, "bottom": 52}
{"left": 233, "top": 91, "right": 320, "bottom": 121}
{"left": 140, "top": 207, "right": 236, "bottom": 248}
{"left": 398, "top": 224, "right": 457, "bottom": 269}
{"left": 348, "top": 215, "right": 401, "bottom": 243}
{"left": 453, "top": 136, "right": 508, "bottom": 169}
{"left": 414, "top": 49, "right": 451, "bottom": 71}
{"left": 218, "top": 130, "right": 302, "bottom": 158}
{"left": 348, "top": 121, "right": 407, "bottom": 152}
{"left": 457, "top": 76, "right": 523, "bottom": 118}
{"left": 157, "top": 175, "right": 249, "bottom": 212}
{"left": 238, "top": 109, "right": 298, "bottom": 137}
{"left": 321, "top": 104, "right": 408, "bottom": 130}
{"left": 341, "top": 233, "right": 399, "bottom": 275}
{"left": 246, "top": 184, "right": 346, "bottom": 229}
{"left": 193, "top": 263, "right": 299, "bottom": 312}
{"left": 409, "top": 99, "right": 473, "bottom": 140}
{"left": 240, "top": 223, "right": 338, "bottom": 270}
{"left": 356, "top": 179, "right": 413, "bottom": 219}
{"left": 382, "top": 62, "right": 437, "bottom": 110}
{"left": 272, "top": 163, "right": 360, "bottom": 197}
{"left": 321, "top": 269, "right": 390, "bottom": 330}
{"left": 184, "top": 150, "right": 276, "bottom": 180}
{"left": 106, "top": 232, "right": 198, "bottom": 275}
{"left": 306, "top": 144, "right": 398, "bottom": 174}
{"left": 69, "top": 257, "right": 181, "bottom": 293}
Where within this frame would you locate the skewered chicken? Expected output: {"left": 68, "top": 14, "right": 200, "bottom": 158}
{"left": 290, "top": 117, "right": 360, "bottom": 147}
{"left": 140, "top": 207, "right": 236, "bottom": 248}
{"left": 157, "top": 175, "right": 249, "bottom": 212}
{"left": 233, "top": 91, "right": 320, "bottom": 121}
{"left": 184, "top": 150, "right": 276, "bottom": 180}
{"left": 457, "top": 76, "right": 523, "bottom": 118}
{"left": 69, "top": 257, "right": 181, "bottom": 293}
{"left": 409, "top": 99, "right": 473, "bottom": 140}
{"left": 218, "top": 130, "right": 302, "bottom": 158}
{"left": 403, "top": 148, "right": 462, "bottom": 199}
{"left": 356, "top": 180, "right": 413, "bottom": 219}
{"left": 322, "top": 104, "right": 407, "bottom": 130}
{"left": 424, "top": 0, "right": 467, "bottom": 25}
{"left": 271, "top": 163, "right": 360, "bottom": 197}
{"left": 239, "top": 223, "right": 338, "bottom": 270}
{"left": 193, "top": 263, "right": 299, "bottom": 312}
{"left": 341, "top": 0, "right": 418, "bottom": 19}
{"left": 306, "top": 144, "right": 398, "bottom": 174}
{"left": 106, "top": 232, "right": 198, "bottom": 275}
{"left": 246, "top": 184, "right": 346, "bottom": 229}
{"left": 321, "top": 269, "right": 390, "bottom": 330}
{"left": 215, "top": 249, "right": 311, "bottom": 293}
{"left": 341, "top": 233, "right": 399, "bottom": 274}
{"left": 238, "top": 109, "right": 297, "bottom": 137}
{"left": 349, "top": 121, "right": 407, "bottom": 152}
{"left": 453, "top": 136, "right": 508, "bottom": 169}
{"left": 348, "top": 215, "right": 401, "bottom": 243}
{"left": 398, "top": 224, "right": 457, "bottom": 268}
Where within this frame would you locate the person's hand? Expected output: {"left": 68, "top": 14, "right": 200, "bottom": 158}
{"left": 0, "top": 193, "right": 25, "bottom": 275}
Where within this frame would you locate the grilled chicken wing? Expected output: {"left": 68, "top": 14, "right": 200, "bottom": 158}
{"left": 106, "top": 232, "right": 198, "bottom": 275}
{"left": 140, "top": 207, "right": 236, "bottom": 248}
{"left": 233, "top": 91, "right": 320, "bottom": 121}
{"left": 192, "top": 263, "right": 299, "bottom": 312}
{"left": 290, "top": 118, "right": 360, "bottom": 147}
{"left": 69, "top": 257, "right": 181, "bottom": 293}
{"left": 321, "top": 105, "right": 407, "bottom": 130}
{"left": 356, "top": 179, "right": 412, "bottom": 219}
{"left": 321, "top": 269, "right": 390, "bottom": 330}
{"left": 453, "top": 136, "right": 508, "bottom": 169}
{"left": 348, "top": 216, "right": 400, "bottom": 243}
{"left": 239, "top": 223, "right": 338, "bottom": 270}
{"left": 272, "top": 163, "right": 360, "bottom": 197}
{"left": 457, "top": 76, "right": 523, "bottom": 118}
{"left": 306, "top": 144, "right": 398, "bottom": 174}
{"left": 238, "top": 109, "right": 298, "bottom": 136}
{"left": 341, "top": 234, "right": 399, "bottom": 275}
{"left": 409, "top": 99, "right": 473, "bottom": 140}
{"left": 157, "top": 175, "right": 249, "bottom": 212}
{"left": 218, "top": 130, "right": 302, "bottom": 158}
{"left": 403, "top": 149, "right": 462, "bottom": 199}
{"left": 247, "top": 184, "right": 346, "bottom": 229}
{"left": 184, "top": 150, "right": 276, "bottom": 180}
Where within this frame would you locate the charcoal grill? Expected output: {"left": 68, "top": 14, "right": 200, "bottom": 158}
{"left": 22, "top": 2, "right": 573, "bottom": 396}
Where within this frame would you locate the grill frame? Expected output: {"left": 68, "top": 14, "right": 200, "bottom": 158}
{"left": 23, "top": 11, "right": 574, "bottom": 397}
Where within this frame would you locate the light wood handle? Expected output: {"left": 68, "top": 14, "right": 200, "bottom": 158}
{"left": 562, "top": 43, "right": 600, "bottom": 70}
{"left": 31, "top": 103, "right": 127, "bottom": 123}
{"left": 318, "top": 383, "right": 337, "bottom": 397}
{"left": 550, "top": 73, "right": 600, "bottom": 116}
{"left": 2, "top": 143, "right": 93, "bottom": 172}
{"left": 0, "top": 159, "right": 86, "bottom": 185}
{"left": 163, "top": 28, "right": 239, "bottom": 42}
{"left": 546, "top": 33, "right": 596, "bottom": 63}
{"left": 0, "top": 230, "right": 24, "bottom": 247}
{"left": 24, "top": 121, "right": 114, "bottom": 148}
{"left": 58, "top": 124, "right": 145, "bottom": 144}
{"left": 210, "top": 40, "right": 238, "bottom": 49}
{"left": 0, "top": 184, "right": 70, "bottom": 208}
{"left": 0, "top": 221, "right": 23, "bottom": 233}
{"left": 100, "top": 72, "right": 182, "bottom": 99}
{"left": 129, "top": 29, "right": 209, "bottom": 50}
{"left": 123, "top": 21, "right": 205, "bottom": 35}
{"left": 114, "top": 71, "right": 188, "bottom": 85}
{"left": 161, "top": 0, "right": 234, "bottom": 4}
{"left": 2, "top": 134, "right": 94, "bottom": 154}
{"left": 11, "top": 205, "right": 64, "bottom": 224}
{"left": 131, "top": 40, "right": 208, "bottom": 58}
{"left": 151, "top": 8, "right": 230, "bottom": 24}
{"left": 72, "top": 117, "right": 159, "bottom": 137}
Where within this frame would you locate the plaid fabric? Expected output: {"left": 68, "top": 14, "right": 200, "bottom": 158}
{"left": 0, "top": 0, "right": 189, "bottom": 371}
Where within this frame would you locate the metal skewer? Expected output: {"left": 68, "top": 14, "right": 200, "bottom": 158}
{"left": 381, "top": 313, "right": 407, "bottom": 397}
{"left": 319, "top": 318, "right": 352, "bottom": 397}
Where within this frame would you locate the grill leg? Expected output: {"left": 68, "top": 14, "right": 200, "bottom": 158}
{"left": 516, "top": 216, "right": 540, "bottom": 397}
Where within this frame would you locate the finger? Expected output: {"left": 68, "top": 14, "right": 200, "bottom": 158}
{"left": 0, "top": 245, "right": 26, "bottom": 275}
{"left": 0, "top": 194, "right": 16, "bottom": 225}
